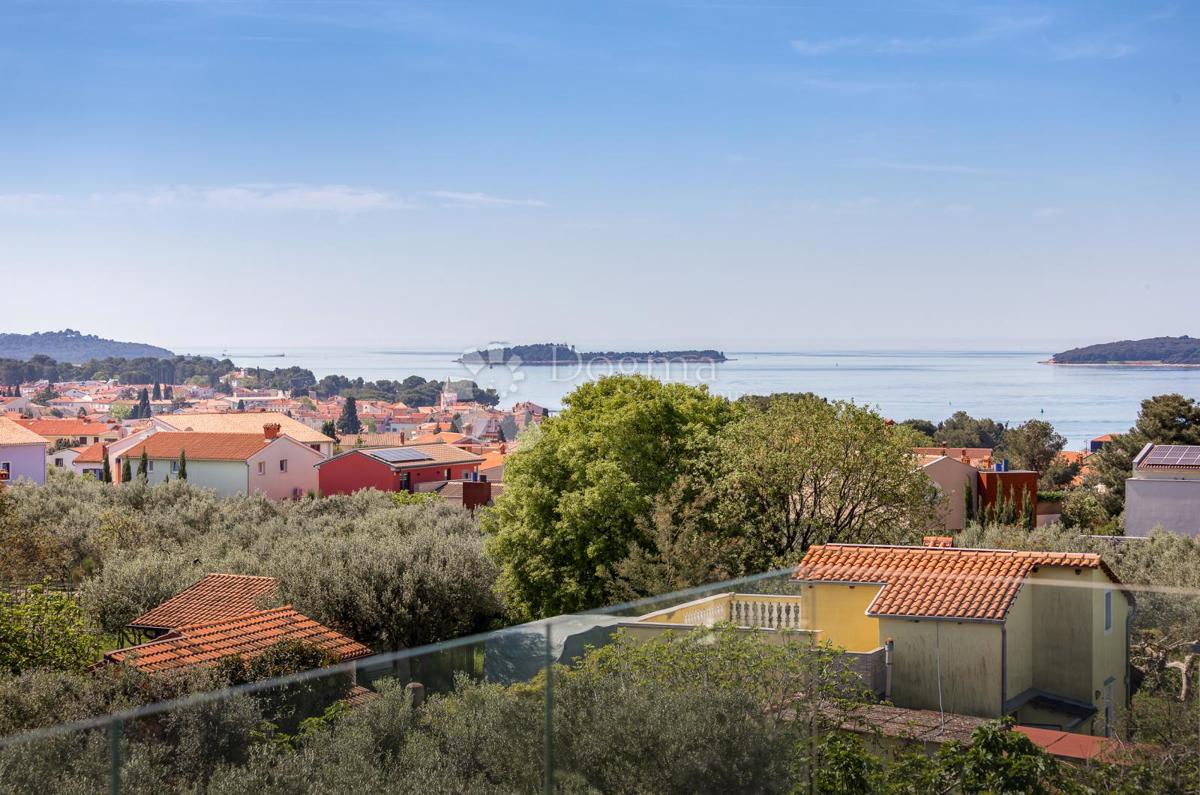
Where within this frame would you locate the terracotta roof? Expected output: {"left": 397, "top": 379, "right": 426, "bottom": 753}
{"left": 793, "top": 544, "right": 1117, "bottom": 622}
{"left": 123, "top": 432, "right": 272, "bottom": 462}
{"left": 921, "top": 536, "right": 954, "bottom": 547}
{"left": 157, "top": 412, "right": 332, "bottom": 445}
{"left": 74, "top": 441, "right": 107, "bottom": 464}
{"left": 130, "top": 573, "right": 280, "bottom": 630}
{"left": 106, "top": 606, "right": 371, "bottom": 672}
{"left": 1092, "top": 434, "right": 1115, "bottom": 443}
{"left": 0, "top": 416, "right": 48, "bottom": 447}
{"left": 335, "top": 432, "right": 411, "bottom": 449}
{"left": 12, "top": 418, "right": 116, "bottom": 436}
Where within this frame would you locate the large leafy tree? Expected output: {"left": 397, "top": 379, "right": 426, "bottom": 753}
{"left": 715, "top": 394, "right": 938, "bottom": 569}
{"left": 997, "top": 419, "right": 1073, "bottom": 487}
{"left": 931, "top": 410, "right": 1008, "bottom": 448}
{"left": 1091, "top": 394, "right": 1200, "bottom": 516}
{"left": 0, "top": 584, "right": 100, "bottom": 675}
{"left": 483, "top": 375, "right": 730, "bottom": 619}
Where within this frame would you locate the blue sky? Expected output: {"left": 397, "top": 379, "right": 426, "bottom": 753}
{"left": 1, "top": 0, "right": 1196, "bottom": 350}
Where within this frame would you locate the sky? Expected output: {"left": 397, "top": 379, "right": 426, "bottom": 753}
{"left": 1, "top": 0, "right": 1197, "bottom": 351}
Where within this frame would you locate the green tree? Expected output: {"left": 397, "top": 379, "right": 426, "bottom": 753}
{"left": 0, "top": 583, "right": 100, "bottom": 675}
{"left": 108, "top": 403, "right": 131, "bottom": 421}
{"left": 134, "top": 387, "right": 151, "bottom": 419}
{"left": 716, "top": 394, "right": 938, "bottom": 569}
{"left": 177, "top": 450, "right": 187, "bottom": 481}
{"left": 933, "top": 410, "right": 1007, "bottom": 448}
{"left": 137, "top": 449, "right": 149, "bottom": 481}
{"left": 1061, "top": 489, "right": 1108, "bottom": 531}
{"left": 998, "top": 419, "right": 1068, "bottom": 482}
{"left": 336, "top": 397, "right": 361, "bottom": 435}
{"left": 120, "top": 457, "right": 132, "bottom": 483}
{"left": 100, "top": 449, "right": 112, "bottom": 483}
{"left": 320, "top": 420, "right": 338, "bottom": 441}
{"left": 483, "top": 375, "right": 730, "bottom": 619}
{"left": 152, "top": 381, "right": 162, "bottom": 401}
{"left": 1091, "top": 394, "right": 1200, "bottom": 515}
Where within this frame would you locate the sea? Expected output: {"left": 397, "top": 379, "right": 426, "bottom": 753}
{"left": 181, "top": 346, "right": 1200, "bottom": 450}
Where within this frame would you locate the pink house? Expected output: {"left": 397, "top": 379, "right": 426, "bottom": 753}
{"left": 0, "top": 417, "right": 49, "bottom": 485}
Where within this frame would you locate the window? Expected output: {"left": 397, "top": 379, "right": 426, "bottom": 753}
{"left": 279, "top": 459, "right": 288, "bottom": 473}
{"left": 257, "top": 461, "right": 266, "bottom": 475}
{"left": 147, "top": 460, "right": 154, "bottom": 472}
{"left": 54, "top": 458, "right": 64, "bottom": 468}
{"left": 1104, "top": 590, "right": 1113, "bottom": 633}
{"left": 171, "top": 460, "right": 179, "bottom": 473}
{"left": 445, "top": 468, "right": 451, "bottom": 480}
{"left": 0, "top": 462, "right": 10, "bottom": 481}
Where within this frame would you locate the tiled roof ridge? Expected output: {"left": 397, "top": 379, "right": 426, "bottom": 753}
{"left": 822, "top": 542, "right": 1103, "bottom": 564}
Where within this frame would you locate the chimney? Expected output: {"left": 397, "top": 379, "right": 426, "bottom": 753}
{"left": 263, "top": 423, "right": 281, "bottom": 440}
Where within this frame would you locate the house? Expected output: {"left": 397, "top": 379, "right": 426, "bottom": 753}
{"left": 72, "top": 442, "right": 108, "bottom": 480}
{"left": 1090, "top": 434, "right": 1117, "bottom": 453}
{"left": 118, "top": 424, "right": 322, "bottom": 499}
{"left": 791, "top": 541, "right": 1131, "bottom": 736}
{"left": 919, "top": 454, "right": 979, "bottom": 532}
{"left": 622, "top": 539, "right": 1132, "bottom": 737}
{"left": 0, "top": 416, "right": 49, "bottom": 485}
{"left": 12, "top": 417, "right": 120, "bottom": 447}
{"left": 105, "top": 606, "right": 371, "bottom": 673}
{"left": 152, "top": 412, "right": 335, "bottom": 457}
{"left": 317, "top": 442, "right": 485, "bottom": 496}
{"left": 1125, "top": 443, "right": 1200, "bottom": 537}
{"left": 48, "top": 445, "right": 86, "bottom": 474}
{"left": 914, "top": 447, "right": 993, "bottom": 469}
{"left": 124, "top": 572, "right": 279, "bottom": 645}
{"left": 977, "top": 467, "right": 1039, "bottom": 519}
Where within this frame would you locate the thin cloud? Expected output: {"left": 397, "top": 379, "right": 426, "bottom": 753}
{"left": 851, "top": 158, "right": 999, "bottom": 176}
{"left": 1034, "top": 206, "right": 1064, "bottom": 218}
{"left": 0, "top": 193, "right": 62, "bottom": 212}
{"left": 791, "top": 37, "right": 863, "bottom": 56}
{"left": 428, "top": 191, "right": 547, "bottom": 208}
{"left": 1052, "top": 41, "right": 1137, "bottom": 61}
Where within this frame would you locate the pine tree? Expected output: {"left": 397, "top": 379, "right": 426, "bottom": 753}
{"left": 237, "top": 399, "right": 246, "bottom": 411}
{"left": 152, "top": 382, "right": 162, "bottom": 401}
{"left": 336, "top": 396, "right": 361, "bottom": 435}
{"left": 178, "top": 450, "right": 187, "bottom": 481}
{"left": 120, "top": 458, "right": 132, "bottom": 483}
{"left": 137, "top": 450, "right": 149, "bottom": 481}
{"left": 320, "top": 420, "right": 338, "bottom": 442}
{"left": 496, "top": 425, "right": 507, "bottom": 443}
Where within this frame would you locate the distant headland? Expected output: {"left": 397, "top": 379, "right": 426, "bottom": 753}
{"left": 1045, "top": 336, "right": 1200, "bottom": 367}
{"left": 0, "top": 329, "right": 174, "bottom": 363}
{"left": 458, "top": 342, "right": 727, "bottom": 366}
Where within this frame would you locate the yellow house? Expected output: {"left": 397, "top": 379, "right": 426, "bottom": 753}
{"left": 792, "top": 541, "right": 1132, "bottom": 737}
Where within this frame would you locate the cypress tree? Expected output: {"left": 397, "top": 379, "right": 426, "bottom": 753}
{"left": 152, "top": 382, "right": 162, "bottom": 401}
{"left": 163, "top": 473, "right": 170, "bottom": 484}
{"left": 336, "top": 396, "right": 361, "bottom": 435}
{"left": 101, "top": 450, "right": 112, "bottom": 484}
{"left": 237, "top": 399, "right": 246, "bottom": 411}
{"left": 178, "top": 450, "right": 187, "bottom": 481}
{"left": 134, "top": 388, "right": 151, "bottom": 419}
{"left": 137, "top": 450, "right": 149, "bottom": 481}
{"left": 121, "top": 458, "right": 132, "bottom": 483}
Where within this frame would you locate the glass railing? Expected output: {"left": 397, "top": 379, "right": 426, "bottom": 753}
{"left": 0, "top": 561, "right": 1196, "bottom": 793}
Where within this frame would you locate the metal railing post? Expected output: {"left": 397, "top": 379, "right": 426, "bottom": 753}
{"left": 109, "top": 717, "right": 123, "bottom": 795}
{"left": 544, "top": 622, "right": 554, "bottom": 795}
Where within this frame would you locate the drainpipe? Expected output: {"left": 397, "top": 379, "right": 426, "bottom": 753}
{"left": 1001, "top": 625, "right": 1008, "bottom": 717}
{"left": 884, "top": 638, "right": 894, "bottom": 701}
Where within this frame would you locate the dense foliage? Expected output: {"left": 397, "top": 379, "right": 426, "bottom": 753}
{"left": 486, "top": 378, "right": 940, "bottom": 619}
{"left": 0, "top": 329, "right": 173, "bottom": 363}
{"left": 0, "top": 474, "right": 502, "bottom": 652}
{"left": 0, "top": 354, "right": 237, "bottom": 389}
{"left": 459, "top": 342, "right": 727, "bottom": 365}
{"left": 1052, "top": 335, "right": 1200, "bottom": 365}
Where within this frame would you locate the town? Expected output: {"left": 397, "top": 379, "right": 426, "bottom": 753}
{"left": 3, "top": 361, "right": 1200, "bottom": 792}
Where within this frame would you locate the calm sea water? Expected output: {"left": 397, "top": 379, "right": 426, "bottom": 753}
{"left": 183, "top": 346, "right": 1200, "bottom": 450}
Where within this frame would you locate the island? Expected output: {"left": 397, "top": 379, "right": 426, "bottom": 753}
{"left": 458, "top": 342, "right": 727, "bottom": 366}
{"left": 0, "top": 329, "right": 174, "bottom": 363}
{"left": 1046, "top": 336, "right": 1200, "bottom": 366}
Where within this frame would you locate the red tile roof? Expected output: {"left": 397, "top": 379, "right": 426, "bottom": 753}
{"left": 130, "top": 573, "right": 279, "bottom": 630}
{"left": 74, "top": 441, "right": 107, "bottom": 464}
{"left": 793, "top": 544, "right": 1117, "bottom": 622}
{"left": 12, "top": 418, "right": 116, "bottom": 437}
{"left": 106, "top": 606, "right": 371, "bottom": 672}
{"left": 123, "top": 432, "right": 271, "bottom": 461}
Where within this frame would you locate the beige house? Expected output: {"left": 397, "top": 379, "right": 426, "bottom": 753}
{"left": 623, "top": 540, "right": 1132, "bottom": 737}
{"left": 919, "top": 453, "right": 980, "bottom": 532}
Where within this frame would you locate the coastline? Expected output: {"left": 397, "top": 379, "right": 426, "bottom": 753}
{"left": 1040, "top": 359, "right": 1200, "bottom": 368}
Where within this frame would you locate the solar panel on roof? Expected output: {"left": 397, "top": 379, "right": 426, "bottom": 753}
{"left": 1144, "top": 444, "right": 1200, "bottom": 466}
{"left": 371, "top": 447, "right": 434, "bottom": 463}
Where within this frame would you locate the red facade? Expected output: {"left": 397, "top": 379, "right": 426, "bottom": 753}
{"left": 318, "top": 450, "right": 479, "bottom": 496}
